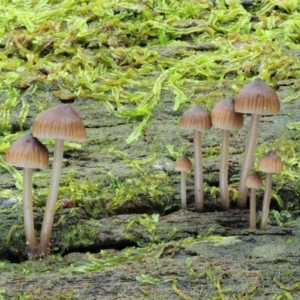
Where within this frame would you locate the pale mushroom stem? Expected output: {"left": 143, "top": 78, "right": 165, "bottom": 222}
{"left": 249, "top": 188, "right": 257, "bottom": 229}
{"left": 23, "top": 168, "right": 37, "bottom": 258}
{"left": 39, "top": 138, "right": 64, "bottom": 256}
{"left": 180, "top": 172, "right": 187, "bottom": 209}
{"left": 237, "top": 114, "right": 261, "bottom": 208}
{"left": 194, "top": 130, "right": 204, "bottom": 212}
{"left": 220, "top": 130, "right": 230, "bottom": 210}
{"left": 260, "top": 173, "right": 273, "bottom": 230}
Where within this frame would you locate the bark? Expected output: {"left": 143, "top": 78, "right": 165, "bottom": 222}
{"left": 1, "top": 209, "right": 299, "bottom": 299}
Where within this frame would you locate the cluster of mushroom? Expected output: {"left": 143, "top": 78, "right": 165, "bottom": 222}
{"left": 5, "top": 104, "right": 86, "bottom": 258}
{"left": 174, "top": 78, "right": 282, "bottom": 230}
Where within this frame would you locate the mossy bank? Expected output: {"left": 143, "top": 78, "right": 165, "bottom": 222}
{"left": 1, "top": 0, "right": 300, "bottom": 299}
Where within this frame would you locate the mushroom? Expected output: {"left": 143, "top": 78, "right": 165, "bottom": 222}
{"left": 258, "top": 150, "right": 283, "bottom": 231}
{"left": 5, "top": 133, "right": 49, "bottom": 258}
{"left": 179, "top": 105, "right": 211, "bottom": 212}
{"left": 211, "top": 98, "right": 243, "bottom": 210}
{"left": 234, "top": 78, "right": 280, "bottom": 209}
{"left": 245, "top": 172, "right": 263, "bottom": 230}
{"left": 32, "top": 104, "right": 86, "bottom": 257}
{"left": 174, "top": 155, "right": 193, "bottom": 209}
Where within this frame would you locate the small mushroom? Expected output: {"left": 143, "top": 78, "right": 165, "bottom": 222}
{"left": 174, "top": 155, "right": 193, "bottom": 209}
{"left": 235, "top": 78, "right": 280, "bottom": 209}
{"left": 180, "top": 105, "right": 211, "bottom": 212}
{"left": 211, "top": 98, "right": 243, "bottom": 210}
{"left": 32, "top": 104, "right": 86, "bottom": 257}
{"left": 5, "top": 133, "right": 49, "bottom": 258}
{"left": 245, "top": 172, "right": 263, "bottom": 230}
{"left": 258, "top": 150, "right": 283, "bottom": 230}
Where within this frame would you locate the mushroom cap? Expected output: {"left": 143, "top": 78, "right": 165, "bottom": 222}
{"left": 6, "top": 133, "right": 49, "bottom": 169}
{"left": 235, "top": 78, "right": 280, "bottom": 115}
{"left": 258, "top": 150, "right": 283, "bottom": 173}
{"left": 174, "top": 155, "right": 193, "bottom": 172}
{"left": 179, "top": 104, "right": 211, "bottom": 131}
{"left": 32, "top": 104, "right": 86, "bottom": 142}
{"left": 245, "top": 172, "right": 263, "bottom": 189}
{"left": 211, "top": 98, "right": 243, "bottom": 131}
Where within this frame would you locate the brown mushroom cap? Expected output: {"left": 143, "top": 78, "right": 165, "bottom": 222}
{"left": 6, "top": 133, "right": 49, "bottom": 169}
{"left": 245, "top": 172, "right": 263, "bottom": 189}
{"left": 234, "top": 78, "right": 280, "bottom": 115}
{"left": 211, "top": 98, "right": 243, "bottom": 131}
{"left": 32, "top": 104, "right": 86, "bottom": 142}
{"left": 174, "top": 155, "right": 193, "bottom": 172}
{"left": 179, "top": 104, "right": 211, "bottom": 131}
{"left": 258, "top": 150, "right": 283, "bottom": 173}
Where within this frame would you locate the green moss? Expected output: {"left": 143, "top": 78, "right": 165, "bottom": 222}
{"left": 1, "top": 0, "right": 300, "bottom": 145}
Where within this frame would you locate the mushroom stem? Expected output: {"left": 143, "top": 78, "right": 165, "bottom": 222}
{"left": 39, "top": 138, "right": 64, "bottom": 256}
{"left": 220, "top": 130, "right": 230, "bottom": 210}
{"left": 237, "top": 114, "right": 261, "bottom": 208}
{"left": 249, "top": 188, "right": 257, "bottom": 229}
{"left": 194, "top": 130, "right": 204, "bottom": 212}
{"left": 260, "top": 173, "right": 273, "bottom": 230}
{"left": 180, "top": 171, "right": 187, "bottom": 209}
{"left": 23, "top": 168, "right": 37, "bottom": 258}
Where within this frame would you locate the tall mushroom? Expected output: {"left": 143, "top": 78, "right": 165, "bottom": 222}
{"left": 245, "top": 172, "right": 263, "bottom": 230}
{"left": 179, "top": 105, "right": 211, "bottom": 212}
{"left": 211, "top": 98, "right": 243, "bottom": 210}
{"left": 32, "top": 104, "right": 86, "bottom": 257}
{"left": 258, "top": 150, "right": 283, "bottom": 231}
{"left": 235, "top": 78, "right": 280, "bottom": 209}
{"left": 174, "top": 155, "right": 193, "bottom": 209}
{"left": 5, "top": 133, "right": 49, "bottom": 258}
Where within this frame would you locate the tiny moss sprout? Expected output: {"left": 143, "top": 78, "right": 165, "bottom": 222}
{"left": 124, "top": 214, "right": 160, "bottom": 243}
